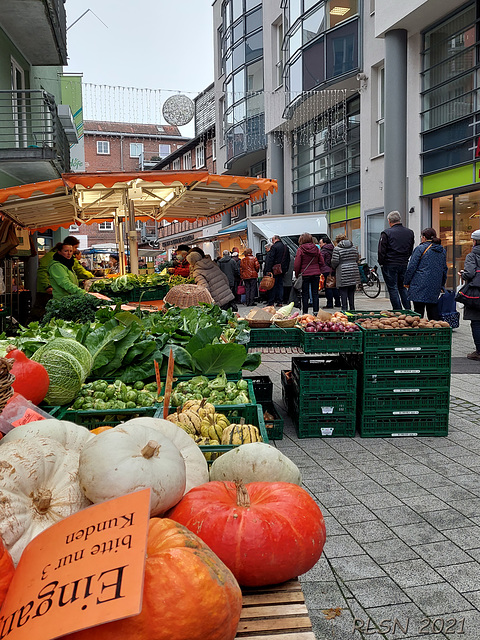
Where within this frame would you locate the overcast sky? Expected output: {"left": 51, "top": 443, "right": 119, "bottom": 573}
{"left": 65, "top": 0, "right": 215, "bottom": 133}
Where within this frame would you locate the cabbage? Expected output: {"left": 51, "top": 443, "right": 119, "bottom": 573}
{"left": 32, "top": 338, "right": 93, "bottom": 379}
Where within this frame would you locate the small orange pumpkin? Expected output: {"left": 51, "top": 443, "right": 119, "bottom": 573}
{"left": 62, "top": 518, "right": 242, "bottom": 640}
{"left": 0, "top": 537, "right": 15, "bottom": 608}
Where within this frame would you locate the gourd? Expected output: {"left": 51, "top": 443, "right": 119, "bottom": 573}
{"left": 1, "top": 418, "right": 93, "bottom": 453}
{"left": 6, "top": 346, "right": 50, "bottom": 405}
{"left": 221, "top": 422, "right": 261, "bottom": 445}
{"left": 121, "top": 417, "right": 209, "bottom": 493}
{"left": 209, "top": 442, "right": 302, "bottom": 485}
{"left": 168, "top": 481, "right": 326, "bottom": 587}
{"left": 0, "top": 437, "right": 90, "bottom": 565}
{"left": 79, "top": 423, "right": 186, "bottom": 515}
{"left": 0, "top": 538, "right": 14, "bottom": 609}
{"left": 63, "top": 518, "right": 242, "bottom": 640}
{"left": 166, "top": 409, "right": 201, "bottom": 435}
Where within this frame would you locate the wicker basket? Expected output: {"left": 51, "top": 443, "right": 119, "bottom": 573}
{"left": 163, "top": 284, "right": 214, "bottom": 308}
{"left": 273, "top": 317, "right": 297, "bottom": 328}
{"left": 0, "top": 358, "right": 15, "bottom": 414}
{"left": 247, "top": 319, "right": 272, "bottom": 328}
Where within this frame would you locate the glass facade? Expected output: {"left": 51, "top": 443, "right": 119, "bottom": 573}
{"left": 221, "top": 0, "right": 265, "bottom": 164}
{"left": 421, "top": 3, "right": 479, "bottom": 174}
{"left": 283, "top": 0, "right": 359, "bottom": 105}
{"left": 292, "top": 96, "right": 360, "bottom": 213}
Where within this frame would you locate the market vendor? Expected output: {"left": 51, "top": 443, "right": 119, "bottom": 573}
{"left": 109, "top": 254, "right": 120, "bottom": 274}
{"left": 48, "top": 241, "right": 91, "bottom": 299}
{"left": 31, "top": 235, "right": 94, "bottom": 319}
{"left": 170, "top": 244, "right": 191, "bottom": 277}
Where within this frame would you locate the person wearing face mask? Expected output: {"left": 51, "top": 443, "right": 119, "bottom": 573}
{"left": 48, "top": 241, "right": 90, "bottom": 299}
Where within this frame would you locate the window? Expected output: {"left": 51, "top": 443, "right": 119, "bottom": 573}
{"left": 172, "top": 158, "right": 181, "bottom": 170}
{"left": 97, "top": 141, "right": 110, "bottom": 155}
{"left": 212, "top": 137, "right": 217, "bottom": 160}
{"left": 195, "top": 143, "right": 205, "bottom": 167}
{"left": 135, "top": 220, "right": 143, "bottom": 231}
{"left": 159, "top": 144, "right": 171, "bottom": 158}
{"left": 98, "top": 222, "right": 114, "bottom": 231}
{"left": 327, "top": 0, "right": 358, "bottom": 29}
{"left": 377, "top": 65, "right": 385, "bottom": 155}
{"left": 183, "top": 151, "right": 192, "bottom": 170}
{"left": 274, "top": 18, "right": 284, "bottom": 87}
{"left": 130, "top": 143, "right": 144, "bottom": 157}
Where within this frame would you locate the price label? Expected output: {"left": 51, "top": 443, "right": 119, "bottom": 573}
{"left": 393, "top": 411, "right": 419, "bottom": 415}
{"left": 321, "top": 428, "right": 334, "bottom": 436}
{"left": 393, "top": 389, "right": 420, "bottom": 393}
{"left": 0, "top": 489, "right": 151, "bottom": 640}
{"left": 392, "top": 433, "right": 418, "bottom": 437}
{"left": 321, "top": 407, "right": 334, "bottom": 414}
{"left": 394, "top": 370, "right": 421, "bottom": 374}
{"left": 394, "top": 347, "right": 422, "bottom": 351}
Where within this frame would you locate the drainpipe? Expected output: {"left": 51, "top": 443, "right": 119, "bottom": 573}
{"left": 384, "top": 29, "right": 408, "bottom": 225}
{"left": 120, "top": 134, "right": 124, "bottom": 171}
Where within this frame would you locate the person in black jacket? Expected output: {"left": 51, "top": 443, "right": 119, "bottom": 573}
{"left": 218, "top": 250, "right": 240, "bottom": 297}
{"left": 264, "top": 235, "right": 290, "bottom": 305}
{"left": 378, "top": 211, "right": 415, "bottom": 310}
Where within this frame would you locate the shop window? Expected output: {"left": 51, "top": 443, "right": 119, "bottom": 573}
{"left": 96, "top": 141, "right": 110, "bottom": 155}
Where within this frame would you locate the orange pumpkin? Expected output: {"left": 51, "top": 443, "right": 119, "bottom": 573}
{"left": 0, "top": 537, "right": 14, "bottom": 608}
{"left": 90, "top": 426, "right": 113, "bottom": 435}
{"left": 62, "top": 518, "right": 242, "bottom": 640}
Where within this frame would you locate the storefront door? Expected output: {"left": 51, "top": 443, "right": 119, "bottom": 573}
{"left": 432, "top": 191, "right": 480, "bottom": 289}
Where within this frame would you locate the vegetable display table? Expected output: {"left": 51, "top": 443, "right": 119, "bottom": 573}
{"left": 236, "top": 579, "right": 315, "bottom": 639}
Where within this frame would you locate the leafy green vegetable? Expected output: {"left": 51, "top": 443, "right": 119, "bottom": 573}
{"left": 42, "top": 294, "right": 107, "bottom": 325}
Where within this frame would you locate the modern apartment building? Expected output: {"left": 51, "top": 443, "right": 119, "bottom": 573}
{"left": 210, "top": 0, "right": 480, "bottom": 281}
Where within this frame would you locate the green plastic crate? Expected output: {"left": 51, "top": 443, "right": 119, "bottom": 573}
{"left": 248, "top": 376, "right": 273, "bottom": 403}
{"left": 360, "top": 389, "right": 450, "bottom": 415}
{"left": 298, "top": 327, "right": 363, "bottom": 354}
{"left": 292, "top": 357, "right": 357, "bottom": 394}
{"left": 346, "top": 310, "right": 420, "bottom": 321}
{"left": 261, "top": 401, "right": 284, "bottom": 440}
{"left": 39, "top": 405, "right": 63, "bottom": 417}
{"left": 360, "top": 325, "right": 452, "bottom": 352}
{"left": 363, "top": 373, "right": 451, "bottom": 392}
{"left": 281, "top": 370, "right": 294, "bottom": 415}
{"left": 174, "top": 372, "right": 241, "bottom": 382}
{"left": 59, "top": 406, "right": 159, "bottom": 429}
{"left": 359, "top": 413, "right": 449, "bottom": 437}
{"left": 362, "top": 350, "right": 451, "bottom": 374}
{"left": 293, "top": 392, "right": 356, "bottom": 416}
{"left": 248, "top": 327, "right": 301, "bottom": 348}
{"left": 163, "top": 401, "right": 260, "bottom": 425}
{"left": 293, "top": 412, "right": 356, "bottom": 438}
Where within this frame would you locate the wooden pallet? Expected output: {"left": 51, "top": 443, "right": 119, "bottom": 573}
{"left": 235, "top": 579, "right": 315, "bottom": 639}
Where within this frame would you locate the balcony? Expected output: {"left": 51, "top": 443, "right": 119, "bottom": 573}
{"left": 0, "top": 0, "right": 67, "bottom": 65}
{"left": 0, "top": 90, "right": 70, "bottom": 182}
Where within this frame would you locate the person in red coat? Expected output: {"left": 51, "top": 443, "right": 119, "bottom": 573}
{"left": 294, "top": 233, "right": 325, "bottom": 314}
{"left": 240, "top": 248, "right": 260, "bottom": 306}
{"left": 170, "top": 244, "right": 191, "bottom": 277}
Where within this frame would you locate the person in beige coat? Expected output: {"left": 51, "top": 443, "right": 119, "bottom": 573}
{"left": 186, "top": 248, "right": 237, "bottom": 311}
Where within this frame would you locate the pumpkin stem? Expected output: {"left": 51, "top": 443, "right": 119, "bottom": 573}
{"left": 33, "top": 489, "right": 52, "bottom": 514}
{"left": 141, "top": 440, "right": 160, "bottom": 458}
{"left": 235, "top": 480, "right": 250, "bottom": 508}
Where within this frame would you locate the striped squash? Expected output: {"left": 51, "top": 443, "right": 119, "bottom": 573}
{"left": 221, "top": 424, "right": 261, "bottom": 445}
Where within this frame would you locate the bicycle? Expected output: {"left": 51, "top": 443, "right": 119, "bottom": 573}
{"left": 357, "top": 259, "right": 381, "bottom": 298}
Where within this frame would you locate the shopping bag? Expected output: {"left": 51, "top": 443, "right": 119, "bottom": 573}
{"left": 440, "top": 311, "right": 460, "bottom": 328}
{"left": 325, "top": 274, "right": 336, "bottom": 288}
{"left": 319, "top": 274, "right": 325, "bottom": 290}
{"left": 237, "top": 282, "right": 246, "bottom": 295}
{"left": 437, "top": 288, "right": 456, "bottom": 315}
{"left": 293, "top": 275, "right": 303, "bottom": 291}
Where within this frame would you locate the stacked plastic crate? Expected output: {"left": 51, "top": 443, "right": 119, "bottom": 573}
{"left": 291, "top": 356, "right": 357, "bottom": 438}
{"left": 358, "top": 318, "right": 452, "bottom": 437}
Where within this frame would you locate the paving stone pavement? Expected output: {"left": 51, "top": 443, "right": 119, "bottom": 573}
{"left": 241, "top": 293, "right": 480, "bottom": 639}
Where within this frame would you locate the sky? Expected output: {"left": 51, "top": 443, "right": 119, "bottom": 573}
{"left": 64, "top": 0, "right": 215, "bottom": 134}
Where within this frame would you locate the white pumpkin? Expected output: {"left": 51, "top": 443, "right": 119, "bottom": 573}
{"left": 79, "top": 423, "right": 186, "bottom": 516}
{"left": 1, "top": 418, "right": 93, "bottom": 453}
{"left": 0, "top": 436, "right": 90, "bottom": 565}
{"left": 122, "top": 417, "right": 208, "bottom": 493}
{"left": 209, "top": 442, "right": 302, "bottom": 485}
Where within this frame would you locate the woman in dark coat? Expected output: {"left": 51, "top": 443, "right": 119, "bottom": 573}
{"left": 331, "top": 234, "right": 360, "bottom": 311}
{"left": 459, "top": 229, "right": 480, "bottom": 360}
{"left": 293, "top": 232, "right": 325, "bottom": 314}
{"left": 319, "top": 235, "right": 341, "bottom": 309}
{"left": 404, "top": 228, "right": 447, "bottom": 320}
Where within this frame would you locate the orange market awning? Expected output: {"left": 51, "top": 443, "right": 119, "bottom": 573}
{"left": 0, "top": 171, "right": 277, "bottom": 232}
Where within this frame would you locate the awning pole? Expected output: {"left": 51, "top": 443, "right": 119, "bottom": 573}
{"left": 128, "top": 199, "right": 138, "bottom": 275}
{"left": 116, "top": 210, "right": 126, "bottom": 276}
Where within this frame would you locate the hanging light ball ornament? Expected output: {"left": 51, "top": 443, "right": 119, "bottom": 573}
{"left": 162, "top": 95, "right": 195, "bottom": 126}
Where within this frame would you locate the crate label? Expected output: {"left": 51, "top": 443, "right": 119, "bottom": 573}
{"left": 393, "top": 388, "right": 420, "bottom": 393}
{"left": 321, "top": 406, "right": 334, "bottom": 414}
{"left": 394, "top": 347, "right": 422, "bottom": 351}
{"left": 321, "top": 428, "right": 334, "bottom": 435}
{"left": 394, "top": 370, "right": 421, "bottom": 374}
{"left": 392, "top": 432, "right": 418, "bottom": 437}
{"left": 393, "top": 411, "right": 420, "bottom": 415}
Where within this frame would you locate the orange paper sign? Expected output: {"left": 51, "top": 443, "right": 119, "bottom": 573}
{"left": 0, "top": 489, "right": 151, "bottom": 640}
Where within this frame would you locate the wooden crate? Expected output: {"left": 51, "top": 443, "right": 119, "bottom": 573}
{"left": 235, "top": 579, "right": 315, "bottom": 639}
